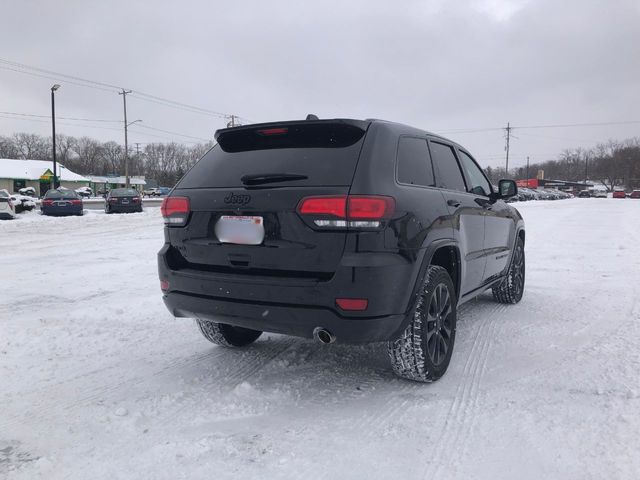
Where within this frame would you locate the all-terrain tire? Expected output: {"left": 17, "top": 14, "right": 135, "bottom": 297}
{"left": 492, "top": 236, "right": 525, "bottom": 304}
{"left": 196, "top": 320, "right": 262, "bottom": 347}
{"left": 388, "top": 265, "right": 457, "bottom": 382}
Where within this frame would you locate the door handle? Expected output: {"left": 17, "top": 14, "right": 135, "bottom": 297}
{"left": 447, "top": 199, "right": 461, "bottom": 208}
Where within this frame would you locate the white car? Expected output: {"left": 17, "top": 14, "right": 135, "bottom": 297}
{"left": 9, "top": 194, "right": 37, "bottom": 213}
{"left": 0, "top": 189, "right": 17, "bottom": 219}
{"left": 18, "top": 186, "right": 37, "bottom": 196}
{"left": 592, "top": 189, "right": 608, "bottom": 198}
{"left": 75, "top": 186, "right": 93, "bottom": 198}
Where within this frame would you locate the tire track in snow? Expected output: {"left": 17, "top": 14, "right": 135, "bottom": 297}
{"left": 422, "top": 299, "right": 508, "bottom": 479}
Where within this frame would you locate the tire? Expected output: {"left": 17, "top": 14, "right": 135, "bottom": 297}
{"left": 388, "top": 265, "right": 457, "bottom": 382}
{"left": 196, "top": 320, "right": 262, "bottom": 347}
{"left": 492, "top": 236, "right": 525, "bottom": 304}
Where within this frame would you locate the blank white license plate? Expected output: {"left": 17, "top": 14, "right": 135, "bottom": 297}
{"left": 122, "top": 199, "right": 129, "bottom": 204}
{"left": 215, "top": 216, "right": 264, "bottom": 245}
{"left": 57, "top": 202, "right": 67, "bottom": 207}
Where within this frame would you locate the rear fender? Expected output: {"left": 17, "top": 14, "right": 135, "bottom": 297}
{"left": 389, "top": 239, "right": 460, "bottom": 340}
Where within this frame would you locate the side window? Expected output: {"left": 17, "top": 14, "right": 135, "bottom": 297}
{"left": 458, "top": 150, "right": 492, "bottom": 197}
{"left": 396, "top": 137, "right": 434, "bottom": 187}
{"left": 429, "top": 141, "right": 467, "bottom": 192}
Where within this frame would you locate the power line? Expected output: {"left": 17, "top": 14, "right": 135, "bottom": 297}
{"left": 0, "top": 111, "right": 120, "bottom": 123}
{"left": 0, "top": 57, "right": 242, "bottom": 121}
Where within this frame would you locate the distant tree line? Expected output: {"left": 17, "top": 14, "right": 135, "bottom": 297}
{"left": 2, "top": 132, "right": 639, "bottom": 190}
{"left": 0, "top": 132, "right": 214, "bottom": 186}
{"left": 485, "top": 137, "right": 640, "bottom": 191}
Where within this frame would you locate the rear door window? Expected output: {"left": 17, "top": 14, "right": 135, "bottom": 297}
{"left": 178, "top": 122, "right": 367, "bottom": 188}
{"left": 396, "top": 137, "right": 435, "bottom": 187}
{"left": 429, "top": 141, "right": 467, "bottom": 192}
{"left": 457, "top": 150, "right": 492, "bottom": 196}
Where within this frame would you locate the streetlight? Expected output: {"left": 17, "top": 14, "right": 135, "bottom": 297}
{"left": 51, "top": 84, "right": 61, "bottom": 190}
{"left": 124, "top": 119, "right": 142, "bottom": 187}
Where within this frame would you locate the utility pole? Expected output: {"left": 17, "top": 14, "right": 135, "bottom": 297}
{"left": 526, "top": 156, "right": 530, "bottom": 187}
{"left": 50, "top": 84, "right": 61, "bottom": 190}
{"left": 504, "top": 122, "right": 511, "bottom": 177}
{"left": 119, "top": 89, "right": 132, "bottom": 187}
{"left": 135, "top": 143, "right": 141, "bottom": 157}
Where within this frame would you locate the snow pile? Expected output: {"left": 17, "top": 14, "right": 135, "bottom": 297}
{"left": 1, "top": 199, "right": 639, "bottom": 479}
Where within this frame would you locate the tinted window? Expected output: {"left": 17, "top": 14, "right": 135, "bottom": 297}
{"left": 396, "top": 137, "right": 434, "bottom": 186}
{"left": 111, "top": 188, "right": 139, "bottom": 196}
{"left": 430, "top": 141, "right": 466, "bottom": 192}
{"left": 45, "top": 190, "right": 78, "bottom": 199}
{"left": 458, "top": 150, "right": 492, "bottom": 196}
{"left": 179, "top": 123, "right": 367, "bottom": 188}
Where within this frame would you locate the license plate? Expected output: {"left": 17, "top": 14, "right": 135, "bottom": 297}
{"left": 57, "top": 202, "right": 67, "bottom": 207}
{"left": 215, "top": 216, "right": 264, "bottom": 245}
{"left": 122, "top": 200, "right": 129, "bottom": 204}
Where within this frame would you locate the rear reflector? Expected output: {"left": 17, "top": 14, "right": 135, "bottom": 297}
{"left": 336, "top": 298, "right": 368, "bottom": 311}
{"left": 160, "top": 279, "right": 169, "bottom": 291}
{"left": 161, "top": 197, "right": 190, "bottom": 226}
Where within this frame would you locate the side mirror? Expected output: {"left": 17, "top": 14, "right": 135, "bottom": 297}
{"left": 496, "top": 179, "right": 517, "bottom": 199}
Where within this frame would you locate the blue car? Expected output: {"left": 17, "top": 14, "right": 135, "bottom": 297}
{"left": 41, "top": 189, "right": 84, "bottom": 216}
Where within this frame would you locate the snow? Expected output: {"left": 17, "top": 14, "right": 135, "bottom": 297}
{"left": 1, "top": 199, "right": 639, "bottom": 479}
{"left": 0, "top": 159, "right": 88, "bottom": 182}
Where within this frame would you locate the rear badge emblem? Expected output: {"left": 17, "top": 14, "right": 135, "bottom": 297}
{"left": 224, "top": 193, "right": 251, "bottom": 205}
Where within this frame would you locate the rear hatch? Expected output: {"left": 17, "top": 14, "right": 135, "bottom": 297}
{"left": 167, "top": 119, "right": 369, "bottom": 279}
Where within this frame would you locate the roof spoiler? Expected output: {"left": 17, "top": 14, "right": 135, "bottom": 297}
{"left": 214, "top": 118, "right": 369, "bottom": 142}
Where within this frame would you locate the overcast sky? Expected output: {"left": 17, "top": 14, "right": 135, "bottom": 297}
{"left": 1, "top": 0, "right": 639, "bottom": 169}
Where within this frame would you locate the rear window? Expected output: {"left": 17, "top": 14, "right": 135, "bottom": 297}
{"left": 45, "top": 190, "right": 79, "bottom": 199}
{"left": 111, "top": 188, "right": 138, "bottom": 196}
{"left": 178, "top": 122, "right": 367, "bottom": 188}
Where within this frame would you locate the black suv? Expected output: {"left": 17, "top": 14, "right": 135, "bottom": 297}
{"left": 158, "top": 118, "right": 525, "bottom": 382}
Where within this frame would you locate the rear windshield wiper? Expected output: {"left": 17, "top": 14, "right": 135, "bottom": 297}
{"left": 241, "top": 173, "right": 308, "bottom": 186}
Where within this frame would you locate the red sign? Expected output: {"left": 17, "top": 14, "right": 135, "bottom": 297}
{"left": 516, "top": 179, "right": 538, "bottom": 188}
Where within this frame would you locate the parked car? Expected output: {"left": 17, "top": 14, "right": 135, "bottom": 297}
{"left": 105, "top": 188, "right": 143, "bottom": 213}
{"left": 578, "top": 190, "right": 591, "bottom": 198}
{"left": 0, "top": 189, "right": 17, "bottom": 219}
{"left": 41, "top": 189, "right": 84, "bottom": 216}
{"left": 592, "top": 189, "right": 608, "bottom": 198}
{"left": 630, "top": 190, "right": 640, "bottom": 199}
{"left": 144, "top": 187, "right": 171, "bottom": 197}
{"left": 75, "top": 186, "right": 93, "bottom": 198}
{"left": 9, "top": 194, "right": 36, "bottom": 213}
{"left": 158, "top": 118, "right": 525, "bottom": 383}
{"left": 612, "top": 189, "right": 626, "bottom": 199}
{"left": 18, "top": 186, "right": 37, "bottom": 197}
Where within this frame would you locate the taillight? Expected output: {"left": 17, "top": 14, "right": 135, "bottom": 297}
{"left": 71, "top": 199, "right": 82, "bottom": 205}
{"left": 160, "top": 279, "right": 169, "bottom": 292}
{"left": 132, "top": 197, "right": 140, "bottom": 202}
{"left": 42, "top": 199, "right": 53, "bottom": 206}
{"left": 161, "top": 196, "right": 190, "bottom": 226}
{"left": 297, "top": 195, "right": 395, "bottom": 229}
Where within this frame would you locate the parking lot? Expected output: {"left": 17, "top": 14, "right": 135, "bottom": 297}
{"left": 2, "top": 199, "right": 640, "bottom": 479}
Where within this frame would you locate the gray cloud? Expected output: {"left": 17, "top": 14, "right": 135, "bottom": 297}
{"left": 1, "top": 0, "right": 639, "bottom": 168}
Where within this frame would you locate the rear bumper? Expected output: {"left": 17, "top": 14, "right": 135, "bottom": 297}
{"left": 109, "top": 204, "right": 142, "bottom": 212}
{"left": 158, "top": 244, "right": 419, "bottom": 343}
{"left": 162, "top": 291, "right": 406, "bottom": 342}
{"left": 41, "top": 206, "right": 83, "bottom": 215}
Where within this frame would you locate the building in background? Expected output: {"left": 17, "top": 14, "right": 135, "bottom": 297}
{"left": 0, "top": 158, "right": 89, "bottom": 196}
{"left": 85, "top": 175, "right": 147, "bottom": 194}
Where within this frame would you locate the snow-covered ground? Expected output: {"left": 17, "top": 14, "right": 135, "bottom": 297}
{"left": 1, "top": 200, "right": 639, "bottom": 479}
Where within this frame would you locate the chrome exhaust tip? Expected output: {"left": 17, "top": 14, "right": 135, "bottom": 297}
{"left": 313, "top": 327, "right": 336, "bottom": 344}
